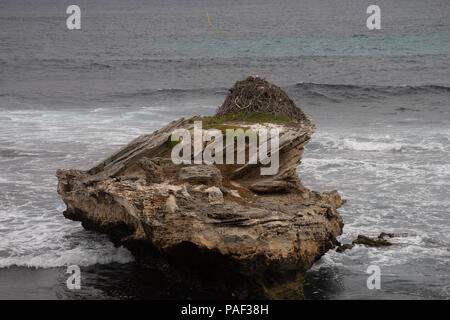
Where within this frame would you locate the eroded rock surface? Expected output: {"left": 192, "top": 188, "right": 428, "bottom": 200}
{"left": 56, "top": 116, "right": 345, "bottom": 299}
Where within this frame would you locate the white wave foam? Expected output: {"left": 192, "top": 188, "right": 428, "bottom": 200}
{"left": 341, "top": 139, "right": 404, "bottom": 152}
{"left": 0, "top": 199, "right": 137, "bottom": 268}
{"left": 309, "top": 133, "right": 447, "bottom": 153}
{"left": 0, "top": 246, "right": 134, "bottom": 268}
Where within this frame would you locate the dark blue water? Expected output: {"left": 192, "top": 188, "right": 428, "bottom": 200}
{"left": 0, "top": 0, "right": 449, "bottom": 299}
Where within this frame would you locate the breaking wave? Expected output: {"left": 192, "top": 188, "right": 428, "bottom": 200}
{"left": 292, "top": 82, "right": 450, "bottom": 103}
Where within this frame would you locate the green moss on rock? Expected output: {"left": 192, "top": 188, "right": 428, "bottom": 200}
{"left": 189, "top": 111, "right": 291, "bottom": 126}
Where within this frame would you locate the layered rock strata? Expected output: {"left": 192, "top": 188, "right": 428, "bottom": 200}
{"left": 57, "top": 116, "right": 345, "bottom": 299}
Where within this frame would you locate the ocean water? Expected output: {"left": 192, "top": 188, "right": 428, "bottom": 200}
{"left": 0, "top": 0, "right": 449, "bottom": 299}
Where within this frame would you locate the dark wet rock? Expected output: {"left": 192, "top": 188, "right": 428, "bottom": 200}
{"left": 336, "top": 232, "right": 406, "bottom": 253}
{"left": 353, "top": 235, "right": 393, "bottom": 247}
{"left": 378, "top": 232, "right": 408, "bottom": 239}
{"left": 378, "top": 232, "right": 395, "bottom": 239}
{"left": 335, "top": 243, "right": 355, "bottom": 253}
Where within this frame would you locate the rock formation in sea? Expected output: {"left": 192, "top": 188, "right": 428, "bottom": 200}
{"left": 336, "top": 232, "right": 402, "bottom": 253}
{"left": 56, "top": 76, "right": 346, "bottom": 299}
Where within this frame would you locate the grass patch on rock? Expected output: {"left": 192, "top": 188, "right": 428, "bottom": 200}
{"left": 189, "top": 111, "right": 291, "bottom": 127}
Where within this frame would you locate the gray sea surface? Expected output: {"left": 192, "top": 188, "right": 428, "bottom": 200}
{"left": 0, "top": 0, "right": 449, "bottom": 299}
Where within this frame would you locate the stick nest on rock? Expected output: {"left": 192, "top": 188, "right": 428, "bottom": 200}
{"left": 216, "top": 76, "right": 308, "bottom": 123}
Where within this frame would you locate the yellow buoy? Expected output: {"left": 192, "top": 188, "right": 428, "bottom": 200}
{"left": 206, "top": 11, "right": 212, "bottom": 26}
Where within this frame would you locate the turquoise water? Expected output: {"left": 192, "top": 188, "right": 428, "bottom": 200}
{"left": 160, "top": 33, "right": 450, "bottom": 57}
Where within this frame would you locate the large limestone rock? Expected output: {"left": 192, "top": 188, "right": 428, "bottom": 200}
{"left": 56, "top": 115, "right": 345, "bottom": 299}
